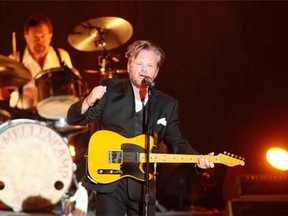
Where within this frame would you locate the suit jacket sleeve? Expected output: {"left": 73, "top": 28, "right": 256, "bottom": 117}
{"left": 66, "top": 100, "right": 86, "bottom": 125}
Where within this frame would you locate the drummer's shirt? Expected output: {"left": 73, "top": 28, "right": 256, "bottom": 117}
{"left": 9, "top": 46, "right": 73, "bottom": 110}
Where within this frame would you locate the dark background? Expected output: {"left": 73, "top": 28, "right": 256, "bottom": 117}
{"left": 1, "top": 0, "right": 288, "bottom": 210}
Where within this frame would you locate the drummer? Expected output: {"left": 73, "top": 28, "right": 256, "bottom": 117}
{"left": 0, "top": 13, "right": 89, "bottom": 215}
{"left": 8, "top": 13, "right": 73, "bottom": 111}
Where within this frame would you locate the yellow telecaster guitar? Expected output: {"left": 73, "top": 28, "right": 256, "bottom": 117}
{"left": 87, "top": 130, "right": 245, "bottom": 184}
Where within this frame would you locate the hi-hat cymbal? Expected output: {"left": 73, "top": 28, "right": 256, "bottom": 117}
{"left": 83, "top": 69, "right": 128, "bottom": 74}
{"left": 68, "top": 17, "right": 133, "bottom": 52}
{"left": 83, "top": 69, "right": 100, "bottom": 74}
{"left": 0, "top": 55, "right": 32, "bottom": 88}
{"left": 115, "top": 69, "right": 128, "bottom": 74}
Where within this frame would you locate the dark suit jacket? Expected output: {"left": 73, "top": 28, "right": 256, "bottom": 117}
{"left": 67, "top": 79, "right": 198, "bottom": 200}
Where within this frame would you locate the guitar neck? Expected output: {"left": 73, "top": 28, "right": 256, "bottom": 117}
{"left": 138, "top": 152, "right": 245, "bottom": 167}
{"left": 139, "top": 153, "right": 207, "bottom": 163}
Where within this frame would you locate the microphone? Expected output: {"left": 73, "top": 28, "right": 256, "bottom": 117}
{"left": 143, "top": 77, "right": 155, "bottom": 88}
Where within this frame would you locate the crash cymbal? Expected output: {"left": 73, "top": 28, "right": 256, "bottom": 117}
{"left": 0, "top": 55, "right": 32, "bottom": 88}
{"left": 68, "top": 17, "right": 133, "bottom": 52}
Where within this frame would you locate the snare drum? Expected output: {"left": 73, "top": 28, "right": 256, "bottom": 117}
{"left": 50, "top": 117, "right": 87, "bottom": 134}
{"left": 0, "top": 119, "right": 73, "bottom": 212}
{"left": 35, "top": 67, "right": 85, "bottom": 120}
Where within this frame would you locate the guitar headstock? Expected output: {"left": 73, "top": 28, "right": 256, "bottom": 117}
{"left": 217, "top": 151, "right": 245, "bottom": 167}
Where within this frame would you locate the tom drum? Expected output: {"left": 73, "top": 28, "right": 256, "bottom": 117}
{"left": 35, "top": 67, "right": 85, "bottom": 120}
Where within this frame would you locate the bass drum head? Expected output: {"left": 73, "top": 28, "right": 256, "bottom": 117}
{"left": 0, "top": 119, "right": 73, "bottom": 212}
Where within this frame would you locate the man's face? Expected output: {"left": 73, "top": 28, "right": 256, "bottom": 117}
{"left": 24, "top": 23, "right": 52, "bottom": 58}
{"left": 128, "top": 49, "right": 159, "bottom": 88}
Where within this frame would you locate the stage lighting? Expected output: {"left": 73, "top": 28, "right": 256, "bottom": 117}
{"left": 266, "top": 147, "right": 288, "bottom": 171}
{"left": 68, "top": 144, "right": 76, "bottom": 159}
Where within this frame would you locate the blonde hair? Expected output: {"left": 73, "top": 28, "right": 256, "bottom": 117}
{"left": 125, "top": 40, "right": 165, "bottom": 68}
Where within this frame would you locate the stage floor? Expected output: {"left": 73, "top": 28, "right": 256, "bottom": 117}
{"left": 0, "top": 209, "right": 225, "bottom": 216}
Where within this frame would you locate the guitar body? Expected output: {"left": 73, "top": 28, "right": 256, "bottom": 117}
{"left": 87, "top": 130, "right": 154, "bottom": 184}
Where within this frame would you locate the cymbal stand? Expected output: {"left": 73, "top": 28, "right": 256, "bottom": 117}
{"left": 97, "top": 50, "right": 120, "bottom": 80}
{"left": 90, "top": 28, "right": 112, "bottom": 80}
{"left": 60, "top": 164, "right": 78, "bottom": 216}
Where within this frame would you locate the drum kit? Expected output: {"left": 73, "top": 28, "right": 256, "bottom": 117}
{"left": 0, "top": 16, "right": 133, "bottom": 213}
{"left": 68, "top": 16, "right": 132, "bottom": 83}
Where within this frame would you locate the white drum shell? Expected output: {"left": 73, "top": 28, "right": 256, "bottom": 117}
{"left": 35, "top": 67, "right": 85, "bottom": 120}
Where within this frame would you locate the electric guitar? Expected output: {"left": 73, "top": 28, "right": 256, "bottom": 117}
{"left": 87, "top": 130, "right": 245, "bottom": 184}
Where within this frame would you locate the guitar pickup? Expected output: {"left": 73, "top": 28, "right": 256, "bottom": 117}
{"left": 97, "top": 169, "right": 123, "bottom": 175}
{"left": 108, "top": 150, "right": 123, "bottom": 163}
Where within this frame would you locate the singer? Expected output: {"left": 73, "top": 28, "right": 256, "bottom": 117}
{"left": 67, "top": 40, "right": 215, "bottom": 216}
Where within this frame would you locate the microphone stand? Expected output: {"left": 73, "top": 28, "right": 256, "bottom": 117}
{"left": 143, "top": 84, "right": 153, "bottom": 216}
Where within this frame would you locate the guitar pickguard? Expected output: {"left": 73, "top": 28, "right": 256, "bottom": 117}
{"left": 121, "top": 143, "right": 147, "bottom": 181}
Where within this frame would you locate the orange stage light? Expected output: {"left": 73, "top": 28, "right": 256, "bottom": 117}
{"left": 266, "top": 147, "right": 288, "bottom": 171}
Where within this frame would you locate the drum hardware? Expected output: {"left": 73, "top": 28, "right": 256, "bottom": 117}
{"left": 66, "top": 127, "right": 90, "bottom": 164}
{"left": 82, "top": 50, "right": 128, "bottom": 80}
{"left": 50, "top": 118, "right": 87, "bottom": 134}
{"left": 59, "top": 166, "right": 78, "bottom": 216}
{"left": 0, "top": 109, "right": 11, "bottom": 124}
{"left": 83, "top": 68, "right": 128, "bottom": 80}
{"left": 0, "top": 55, "right": 31, "bottom": 88}
{"left": 83, "top": 45, "right": 127, "bottom": 80}
{"left": 61, "top": 191, "right": 72, "bottom": 215}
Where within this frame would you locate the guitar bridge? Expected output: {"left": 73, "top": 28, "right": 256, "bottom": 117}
{"left": 98, "top": 169, "right": 123, "bottom": 175}
{"left": 108, "top": 150, "right": 122, "bottom": 163}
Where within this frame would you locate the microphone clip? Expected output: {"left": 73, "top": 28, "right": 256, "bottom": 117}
{"left": 144, "top": 78, "right": 155, "bottom": 88}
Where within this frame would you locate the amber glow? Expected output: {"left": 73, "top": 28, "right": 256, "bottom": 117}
{"left": 266, "top": 147, "right": 288, "bottom": 170}
{"left": 68, "top": 144, "right": 76, "bottom": 158}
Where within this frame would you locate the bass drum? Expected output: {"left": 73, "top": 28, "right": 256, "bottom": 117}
{"left": 34, "top": 66, "right": 86, "bottom": 120}
{"left": 0, "top": 119, "right": 73, "bottom": 212}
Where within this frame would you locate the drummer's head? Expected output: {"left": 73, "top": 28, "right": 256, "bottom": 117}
{"left": 24, "top": 13, "right": 53, "bottom": 59}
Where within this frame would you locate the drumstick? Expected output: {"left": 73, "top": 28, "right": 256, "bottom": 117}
{"left": 12, "top": 32, "right": 17, "bottom": 60}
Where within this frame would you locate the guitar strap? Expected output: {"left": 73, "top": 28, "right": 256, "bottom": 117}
{"left": 55, "top": 48, "right": 65, "bottom": 67}
{"left": 19, "top": 49, "right": 24, "bottom": 63}
{"left": 152, "top": 131, "right": 159, "bottom": 153}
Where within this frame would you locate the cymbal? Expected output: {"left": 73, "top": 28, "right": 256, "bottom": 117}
{"left": 115, "top": 69, "right": 128, "bottom": 74}
{"left": 83, "top": 69, "right": 128, "bottom": 74}
{"left": 68, "top": 17, "right": 133, "bottom": 52}
{"left": 0, "top": 55, "right": 32, "bottom": 88}
{"left": 83, "top": 69, "right": 100, "bottom": 74}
